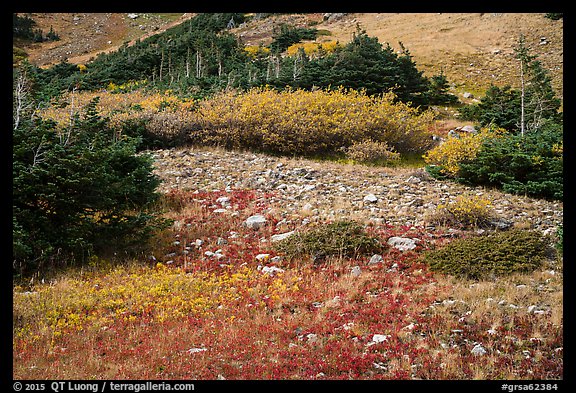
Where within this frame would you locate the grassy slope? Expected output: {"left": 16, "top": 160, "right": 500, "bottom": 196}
{"left": 235, "top": 13, "right": 563, "bottom": 101}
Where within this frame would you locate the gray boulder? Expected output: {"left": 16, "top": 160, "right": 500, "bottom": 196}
{"left": 387, "top": 237, "right": 418, "bottom": 251}
{"left": 245, "top": 215, "right": 267, "bottom": 230}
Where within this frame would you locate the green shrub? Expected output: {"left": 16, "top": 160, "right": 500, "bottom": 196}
{"left": 556, "top": 225, "right": 563, "bottom": 254}
{"left": 421, "top": 229, "right": 553, "bottom": 280}
{"left": 13, "top": 95, "right": 166, "bottom": 275}
{"left": 457, "top": 124, "right": 563, "bottom": 200}
{"left": 273, "top": 221, "right": 384, "bottom": 262}
{"left": 270, "top": 24, "right": 318, "bottom": 53}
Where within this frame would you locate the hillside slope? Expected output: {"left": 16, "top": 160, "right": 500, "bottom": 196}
{"left": 17, "top": 12, "right": 563, "bottom": 99}
{"left": 233, "top": 13, "right": 563, "bottom": 99}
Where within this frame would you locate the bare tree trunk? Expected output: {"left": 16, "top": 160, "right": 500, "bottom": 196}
{"left": 293, "top": 51, "right": 303, "bottom": 81}
{"left": 520, "top": 57, "right": 525, "bottom": 137}
{"left": 275, "top": 56, "right": 280, "bottom": 79}
{"left": 186, "top": 47, "right": 190, "bottom": 78}
{"left": 159, "top": 49, "right": 164, "bottom": 81}
{"left": 13, "top": 70, "right": 28, "bottom": 131}
{"left": 168, "top": 50, "right": 173, "bottom": 84}
{"left": 226, "top": 71, "right": 235, "bottom": 90}
{"left": 196, "top": 51, "right": 203, "bottom": 78}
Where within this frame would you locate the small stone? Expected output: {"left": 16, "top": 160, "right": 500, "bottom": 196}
{"left": 271, "top": 231, "right": 295, "bottom": 242}
{"left": 387, "top": 236, "right": 418, "bottom": 251}
{"left": 471, "top": 344, "right": 487, "bottom": 356}
{"left": 368, "top": 254, "right": 383, "bottom": 265}
{"left": 245, "top": 215, "right": 267, "bottom": 230}
{"left": 187, "top": 347, "right": 207, "bottom": 354}
{"left": 216, "top": 196, "right": 231, "bottom": 206}
{"left": 364, "top": 194, "right": 378, "bottom": 203}
{"left": 261, "top": 266, "right": 284, "bottom": 276}
{"left": 372, "top": 334, "right": 391, "bottom": 343}
{"left": 350, "top": 265, "right": 361, "bottom": 277}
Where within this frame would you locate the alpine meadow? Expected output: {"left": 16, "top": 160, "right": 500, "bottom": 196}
{"left": 13, "top": 12, "right": 563, "bottom": 382}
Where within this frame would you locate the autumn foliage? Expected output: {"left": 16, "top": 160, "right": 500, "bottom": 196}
{"left": 41, "top": 87, "right": 436, "bottom": 157}
{"left": 192, "top": 87, "right": 435, "bottom": 156}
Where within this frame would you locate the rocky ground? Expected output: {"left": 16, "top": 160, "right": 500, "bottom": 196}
{"left": 149, "top": 146, "right": 563, "bottom": 237}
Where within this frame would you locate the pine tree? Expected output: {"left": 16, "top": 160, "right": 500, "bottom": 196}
{"left": 514, "top": 34, "right": 561, "bottom": 135}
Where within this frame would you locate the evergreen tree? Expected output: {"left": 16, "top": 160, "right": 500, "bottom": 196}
{"left": 13, "top": 71, "right": 165, "bottom": 275}
{"left": 460, "top": 36, "right": 561, "bottom": 134}
{"left": 426, "top": 70, "right": 458, "bottom": 105}
{"left": 514, "top": 34, "right": 561, "bottom": 134}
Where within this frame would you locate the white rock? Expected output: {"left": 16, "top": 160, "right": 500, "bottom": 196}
{"left": 364, "top": 194, "right": 378, "bottom": 203}
{"left": 245, "top": 215, "right": 267, "bottom": 230}
{"left": 387, "top": 236, "right": 418, "bottom": 251}
{"left": 471, "top": 344, "right": 487, "bottom": 356}
{"left": 216, "top": 196, "right": 231, "bottom": 206}
{"left": 372, "top": 334, "right": 391, "bottom": 343}
{"left": 255, "top": 253, "right": 270, "bottom": 261}
{"left": 270, "top": 231, "right": 295, "bottom": 242}
{"left": 368, "top": 254, "right": 383, "bottom": 265}
{"left": 351, "top": 266, "right": 361, "bottom": 277}
{"left": 261, "top": 266, "right": 285, "bottom": 276}
{"left": 187, "top": 347, "right": 207, "bottom": 354}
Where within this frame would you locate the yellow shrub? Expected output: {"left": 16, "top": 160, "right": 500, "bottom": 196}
{"left": 286, "top": 41, "right": 342, "bottom": 57}
{"left": 193, "top": 87, "right": 435, "bottom": 156}
{"left": 432, "top": 194, "right": 494, "bottom": 229}
{"left": 244, "top": 45, "right": 271, "bottom": 59}
{"left": 422, "top": 128, "right": 507, "bottom": 177}
{"left": 345, "top": 139, "right": 400, "bottom": 164}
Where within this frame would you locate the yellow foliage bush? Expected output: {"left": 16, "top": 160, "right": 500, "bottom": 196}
{"left": 40, "top": 86, "right": 434, "bottom": 157}
{"left": 244, "top": 45, "right": 271, "bottom": 59}
{"left": 192, "top": 87, "right": 435, "bottom": 156}
{"left": 39, "top": 89, "right": 197, "bottom": 135}
{"left": 345, "top": 139, "right": 400, "bottom": 164}
{"left": 286, "top": 41, "right": 342, "bottom": 57}
{"left": 431, "top": 194, "right": 495, "bottom": 229}
{"left": 422, "top": 128, "right": 507, "bottom": 177}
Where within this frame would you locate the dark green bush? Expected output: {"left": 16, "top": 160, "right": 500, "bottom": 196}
{"left": 556, "top": 225, "right": 563, "bottom": 254}
{"left": 270, "top": 24, "right": 318, "bottom": 53}
{"left": 458, "top": 85, "right": 521, "bottom": 132}
{"left": 13, "top": 96, "right": 166, "bottom": 275}
{"left": 273, "top": 221, "right": 384, "bottom": 262}
{"left": 456, "top": 124, "right": 563, "bottom": 200}
{"left": 421, "top": 229, "right": 553, "bottom": 280}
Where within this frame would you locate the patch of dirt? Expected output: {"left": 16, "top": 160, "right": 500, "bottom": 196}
{"left": 19, "top": 13, "right": 194, "bottom": 68}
